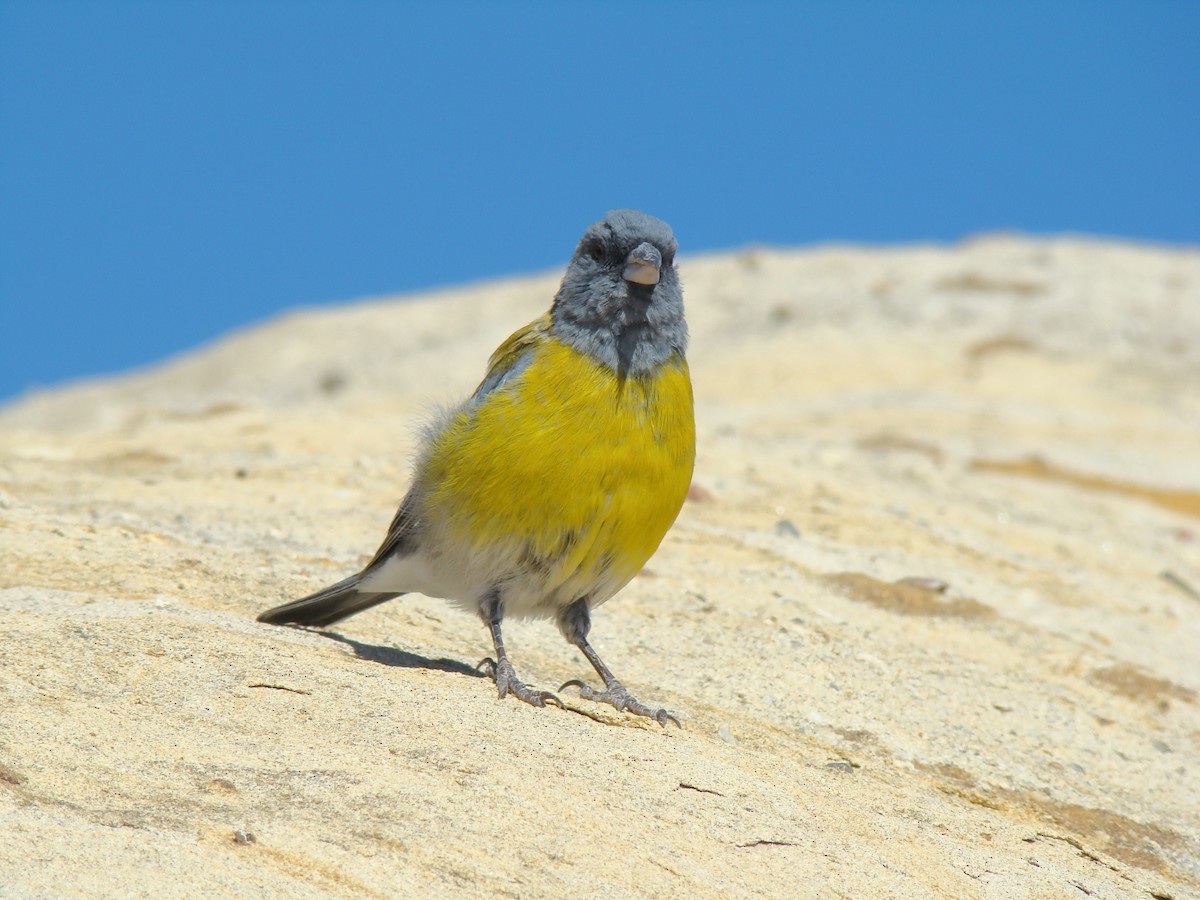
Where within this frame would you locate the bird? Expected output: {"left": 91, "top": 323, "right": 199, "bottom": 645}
{"left": 257, "top": 210, "right": 694, "bottom": 726}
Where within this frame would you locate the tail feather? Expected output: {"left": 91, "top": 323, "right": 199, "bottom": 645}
{"left": 257, "top": 573, "right": 402, "bottom": 628}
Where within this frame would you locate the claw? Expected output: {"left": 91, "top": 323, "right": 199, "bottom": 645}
{"left": 482, "top": 656, "right": 563, "bottom": 709}
{"left": 655, "top": 709, "right": 683, "bottom": 728}
{"left": 512, "top": 686, "right": 563, "bottom": 708}
{"left": 560, "top": 677, "right": 681, "bottom": 727}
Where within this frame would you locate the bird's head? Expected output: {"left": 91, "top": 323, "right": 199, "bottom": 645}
{"left": 551, "top": 209, "right": 686, "bottom": 373}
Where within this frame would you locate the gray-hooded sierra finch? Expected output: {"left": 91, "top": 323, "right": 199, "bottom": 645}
{"left": 257, "top": 210, "right": 694, "bottom": 725}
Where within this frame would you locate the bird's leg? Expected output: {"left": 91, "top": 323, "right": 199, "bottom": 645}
{"left": 477, "top": 590, "right": 561, "bottom": 709}
{"left": 557, "top": 599, "right": 680, "bottom": 727}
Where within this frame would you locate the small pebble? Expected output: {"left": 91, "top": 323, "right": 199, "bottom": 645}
{"left": 717, "top": 724, "right": 737, "bottom": 745}
{"left": 774, "top": 519, "right": 800, "bottom": 538}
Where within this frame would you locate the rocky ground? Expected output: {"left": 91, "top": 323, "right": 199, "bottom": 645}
{"left": 1, "top": 235, "right": 1197, "bottom": 898}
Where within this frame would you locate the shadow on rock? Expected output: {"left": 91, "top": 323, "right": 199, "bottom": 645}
{"left": 313, "top": 629, "right": 484, "bottom": 677}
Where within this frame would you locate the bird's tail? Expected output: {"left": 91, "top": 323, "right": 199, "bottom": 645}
{"left": 257, "top": 573, "right": 402, "bottom": 628}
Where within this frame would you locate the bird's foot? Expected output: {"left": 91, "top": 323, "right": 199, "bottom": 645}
{"left": 560, "top": 678, "right": 681, "bottom": 727}
{"left": 477, "top": 658, "right": 562, "bottom": 709}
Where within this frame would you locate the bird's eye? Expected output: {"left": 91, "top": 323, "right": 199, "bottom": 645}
{"left": 584, "top": 239, "right": 605, "bottom": 261}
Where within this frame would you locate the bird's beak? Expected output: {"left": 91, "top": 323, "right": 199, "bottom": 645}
{"left": 622, "top": 242, "right": 662, "bottom": 286}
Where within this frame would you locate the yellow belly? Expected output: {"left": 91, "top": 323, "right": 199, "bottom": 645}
{"left": 420, "top": 337, "right": 695, "bottom": 606}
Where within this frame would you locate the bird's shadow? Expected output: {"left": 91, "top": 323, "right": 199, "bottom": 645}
{"left": 307, "top": 628, "right": 484, "bottom": 678}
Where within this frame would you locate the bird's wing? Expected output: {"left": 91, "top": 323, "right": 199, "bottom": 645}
{"left": 469, "top": 313, "right": 552, "bottom": 402}
{"left": 364, "top": 486, "right": 422, "bottom": 570}
{"left": 361, "top": 314, "right": 552, "bottom": 572}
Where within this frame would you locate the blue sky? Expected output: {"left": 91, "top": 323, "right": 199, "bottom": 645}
{"left": 2, "top": 1, "right": 1197, "bottom": 402}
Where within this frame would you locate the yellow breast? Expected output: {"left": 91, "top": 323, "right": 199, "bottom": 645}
{"left": 420, "top": 336, "right": 695, "bottom": 603}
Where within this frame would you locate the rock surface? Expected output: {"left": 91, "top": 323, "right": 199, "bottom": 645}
{"left": 2, "top": 237, "right": 1198, "bottom": 898}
